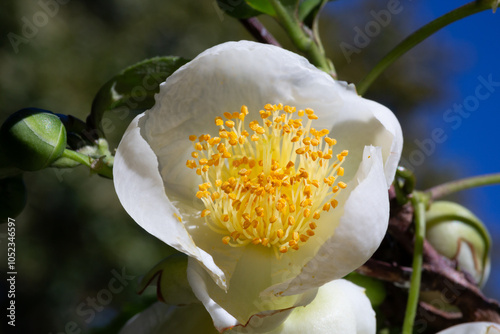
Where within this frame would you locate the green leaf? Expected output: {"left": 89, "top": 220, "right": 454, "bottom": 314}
{"left": 245, "top": 0, "right": 277, "bottom": 16}
{"left": 298, "top": 0, "right": 322, "bottom": 22}
{"left": 89, "top": 56, "right": 189, "bottom": 136}
{"left": 246, "top": 0, "right": 298, "bottom": 16}
{"left": 216, "top": 0, "right": 262, "bottom": 18}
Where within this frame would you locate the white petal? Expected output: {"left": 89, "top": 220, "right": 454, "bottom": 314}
{"left": 437, "top": 322, "right": 500, "bottom": 334}
{"left": 187, "top": 257, "right": 317, "bottom": 332}
{"left": 266, "top": 146, "right": 388, "bottom": 296}
{"left": 256, "top": 279, "right": 375, "bottom": 334}
{"left": 119, "top": 302, "right": 219, "bottom": 334}
{"left": 113, "top": 115, "right": 227, "bottom": 288}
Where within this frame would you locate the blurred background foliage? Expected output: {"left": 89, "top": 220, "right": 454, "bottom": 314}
{"left": 0, "top": 0, "right": 499, "bottom": 332}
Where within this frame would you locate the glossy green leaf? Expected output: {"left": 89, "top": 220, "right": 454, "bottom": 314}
{"left": 216, "top": 0, "right": 262, "bottom": 18}
{"left": 298, "top": 0, "right": 323, "bottom": 22}
{"left": 245, "top": 0, "right": 277, "bottom": 16}
{"left": 89, "top": 56, "right": 189, "bottom": 136}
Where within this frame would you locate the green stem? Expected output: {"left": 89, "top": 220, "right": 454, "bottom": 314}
{"left": 357, "top": 0, "right": 495, "bottom": 95}
{"left": 268, "top": 0, "right": 336, "bottom": 76}
{"left": 61, "top": 149, "right": 113, "bottom": 179}
{"left": 403, "top": 191, "right": 427, "bottom": 334}
{"left": 427, "top": 172, "right": 500, "bottom": 200}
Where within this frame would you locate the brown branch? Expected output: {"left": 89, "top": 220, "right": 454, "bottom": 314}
{"left": 239, "top": 17, "right": 282, "bottom": 47}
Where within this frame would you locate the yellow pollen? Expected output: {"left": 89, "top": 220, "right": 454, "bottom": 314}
{"left": 186, "top": 104, "right": 349, "bottom": 259}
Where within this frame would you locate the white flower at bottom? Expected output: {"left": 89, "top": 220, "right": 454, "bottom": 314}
{"left": 437, "top": 322, "right": 500, "bottom": 334}
{"left": 119, "top": 279, "right": 375, "bottom": 334}
{"left": 114, "top": 41, "right": 403, "bottom": 331}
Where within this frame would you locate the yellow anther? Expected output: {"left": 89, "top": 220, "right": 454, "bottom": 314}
{"left": 225, "top": 120, "right": 235, "bottom": 128}
{"left": 201, "top": 209, "right": 210, "bottom": 217}
{"left": 340, "top": 150, "right": 349, "bottom": 156}
{"left": 309, "top": 222, "right": 317, "bottom": 230}
{"left": 306, "top": 230, "right": 315, "bottom": 237}
{"left": 189, "top": 135, "right": 197, "bottom": 141}
{"left": 331, "top": 199, "right": 338, "bottom": 208}
{"left": 337, "top": 167, "right": 344, "bottom": 176}
{"left": 264, "top": 104, "right": 274, "bottom": 111}
{"left": 277, "top": 229, "right": 285, "bottom": 239}
{"left": 323, "top": 202, "right": 331, "bottom": 211}
{"left": 269, "top": 216, "right": 277, "bottom": 223}
{"left": 195, "top": 143, "right": 204, "bottom": 151}
{"left": 231, "top": 231, "right": 241, "bottom": 240}
{"left": 288, "top": 216, "right": 295, "bottom": 225}
{"left": 289, "top": 240, "right": 297, "bottom": 247}
{"left": 291, "top": 136, "right": 300, "bottom": 142}
{"left": 199, "top": 158, "right": 208, "bottom": 165}
{"left": 313, "top": 212, "right": 321, "bottom": 219}
{"left": 311, "top": 138, "right": 320, "bottom": 146}
{"left": 332, "top": 186, "right": 339, "bottom": 193}
{"left": 303, "top": 208, "right": 311, "bottom": 218}
{"left": 251, "top": 134, "right": 259, "bottom": 141}
{"left": 222, "top": 214, "right": 229, "bottom": 222}
{"left": 302, "top": 137, "right": 311, "bottom": 145}
{"left": 223, "top": 112, "right": 233, "bottom": 119}
{"left": 295, "top": 147, "right": 307, "bottom": 155}
{"left": 338, "top": 181, "right": 347, "bottom": 189}
{"left": 325, "top": 137, "right": 336, "bottom": 146}
{"left": 289, "top": 204, "right": 296, "bottom": 213}
{"left": 191, "top": 152, "right": 199, "bottom": 158}
{"left": 255, "top": 206, "right": 265, "bottom": 217}
{"left": 307, "top": 114, "right": 319, "bottom": 120}
{"left": 196, "top": 191, "right": 205, "bottom": 199}
{"left": 262, "top": 238, "right": 269, "bottom": 246}
{"left": 305, "top": 108, "right": 314, "bottom": 115}
{"left": 300, "top": 234, "right": 309, "bottom": 242}
{"left": 252, "top": 238, "right": 262, "bottom": 245}
{"left": 222, "top": 236, "right": 231, "bottom": 245}
{"left": 241, "top": 105, "right": 249, "bottom": 115}
{"left": 279, "top": 245, "right": 288, "bottom": 253}
{"left": 298, "top": 110, "right": 305, "bottom": 116}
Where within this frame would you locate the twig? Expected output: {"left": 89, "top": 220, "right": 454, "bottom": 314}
{"left": 239, "top": 17, "right": 281, "bottom": 47}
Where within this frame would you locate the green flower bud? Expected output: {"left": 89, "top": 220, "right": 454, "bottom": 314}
{"left": 425, "top": 201, "right": 491, "bottom": 286}
{"left": 344, "top": 272, "right": 386, "bottom": 307}
{"left": 0, "top": 108, "right": 67, "bottom": 171}
{"left": 137, "top": 253, "right": 198, "bottom": 305}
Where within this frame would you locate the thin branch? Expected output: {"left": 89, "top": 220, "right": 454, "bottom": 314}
{"left": 426, "top": 172, "right": 500, "bottom": 200}
{"left": 239, "top": 17, "right": 281, "bottom": 47}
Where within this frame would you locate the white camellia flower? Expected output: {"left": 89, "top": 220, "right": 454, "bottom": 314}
{"left": 120, "top": 279, "right": 375, "bottom": 334}
{"left": 114, "top": 41, "right": 403, "bottom": 332}
{"left": 437, "top": 322, "right": 500, "bottom": 334}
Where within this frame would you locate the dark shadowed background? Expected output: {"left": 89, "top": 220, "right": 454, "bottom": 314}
{"left": 0, "top": 0, "right": 499, "bottom": 332}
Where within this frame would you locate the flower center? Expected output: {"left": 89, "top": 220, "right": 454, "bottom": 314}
{"left": 186, "top": 104, "right": 348, "bottom": 258}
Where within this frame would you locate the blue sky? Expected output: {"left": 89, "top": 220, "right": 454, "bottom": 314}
{"left": 416, "top": 1, "right": 500, "bottom": 298}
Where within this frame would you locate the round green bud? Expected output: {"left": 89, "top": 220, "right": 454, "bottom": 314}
{"left": 0, "top": 108, "right": 67, "bottom": 171}
{"left": 138, "top": 253, "right": 198, "bottom": 305}
{"left": 344, "top": 272, "right": 386, "bottom": 307}
{"left": 0, "top": 174, "right": 27, "bottom": 219}
{"left": 425, "top": 201, "right": 491, "bottom": 286}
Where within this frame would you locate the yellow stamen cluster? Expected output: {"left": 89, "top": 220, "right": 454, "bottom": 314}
{"left": 186, "top": 104, "right": 348, "bottom": 258}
